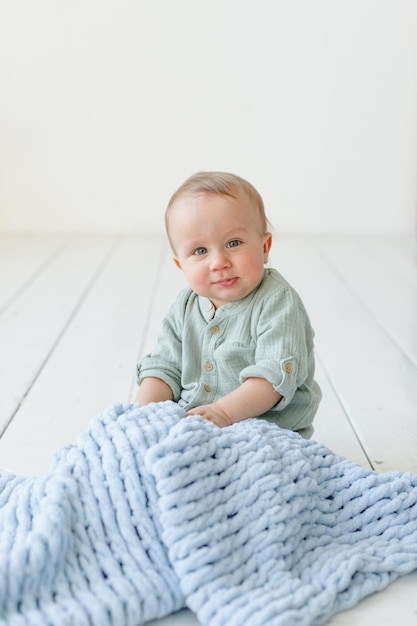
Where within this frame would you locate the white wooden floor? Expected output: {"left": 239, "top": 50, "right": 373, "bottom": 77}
{"left": 1, "top": 233, "right": 417, "bottom": 625}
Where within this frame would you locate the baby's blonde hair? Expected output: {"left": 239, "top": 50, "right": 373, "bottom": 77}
{"left": 165, "top": 171, "right": 270, "bottom": 249}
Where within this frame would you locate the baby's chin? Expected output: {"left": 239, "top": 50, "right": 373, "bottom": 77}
{"left": 205, "top": 289, "right": 257, "bottom": 309}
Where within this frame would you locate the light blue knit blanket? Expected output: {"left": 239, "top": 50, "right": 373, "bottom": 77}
{"left": 1, "top": 402, "right": 417, "bottom": 626}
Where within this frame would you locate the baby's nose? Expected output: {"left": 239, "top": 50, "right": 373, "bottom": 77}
{"left": 209, "top": 249, "right": 230, "bottom": 270}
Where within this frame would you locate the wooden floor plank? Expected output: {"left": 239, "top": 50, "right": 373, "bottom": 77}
{"left": 270, "top": 237, "right": 417, "bottom": 473}
{"left": 0, "top": 234, "right": 68, "bottom": 314}
{"left": 0, "top": 236, "right": 117, "bottom": 439}
{"left": 367, "top": 235, "right": 417, "bottom": 292}
{"left": 0, "top": 235, "right": 164, "bottom": 475}
{"left": 314, "top": 236, "right": 417, "bottom": 368}
{"left": 312, "top": 358, "right": 372, "bottom": 468}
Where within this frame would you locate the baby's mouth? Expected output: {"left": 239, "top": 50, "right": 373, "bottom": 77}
{"left": 214, "top": 277, "right": 238, "bottom": 287}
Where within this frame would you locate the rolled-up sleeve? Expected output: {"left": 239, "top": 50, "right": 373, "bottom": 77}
{"left": 239, "top": 287, "right": 310, "bottom": 411}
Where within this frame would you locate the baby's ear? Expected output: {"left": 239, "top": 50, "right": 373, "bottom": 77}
{"left": 173, "top": 257, "right": 182, "bottom": 270}
{"left": 263, "top": 232, "right": 273, "bottom": 262}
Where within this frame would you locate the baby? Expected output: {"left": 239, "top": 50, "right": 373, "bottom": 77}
{"left": 135, "top": 171, "right": 321, "bottom": 436}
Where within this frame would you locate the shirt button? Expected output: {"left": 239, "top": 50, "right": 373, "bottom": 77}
{"left": 204, "top": 384, "right": 212, "bottom": 393}
{"left": 210, "top": 326, "right": 219, "bottom": 334}
{"left": 205, "top": 362, "right": 214, "bottom": 371}
{"left": 285, "top": 363, "right": 293, "bottom": 373}
{"left": 206, "top": 303, "right": 214, "bottom": 311}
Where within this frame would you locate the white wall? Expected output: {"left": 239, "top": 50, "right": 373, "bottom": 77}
{"left": 0, "top": 1, "right": 416, "bottom": 235}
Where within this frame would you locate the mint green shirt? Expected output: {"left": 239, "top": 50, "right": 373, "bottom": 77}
{"left": 137, "top": 268, "right": 321, "bottom": 437}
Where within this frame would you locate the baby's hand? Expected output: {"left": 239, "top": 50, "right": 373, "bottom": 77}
{"left": 186, "top": 403, "right": 232, "bottom": 428}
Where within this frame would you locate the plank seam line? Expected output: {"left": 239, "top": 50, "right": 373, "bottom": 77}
{"left": 0, "top": 237, "right": 72, "bottom": 318}
{"left": 313, "top": 243, "right": 417, "bottom": 371}
{"left": 315, "top": 352, "right": 375, "bottom": 471}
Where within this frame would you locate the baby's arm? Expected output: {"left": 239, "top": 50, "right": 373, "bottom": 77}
{"left": 134, "top": 377, "right": 174, "bottom": 404}
{"left": 186, "top": 377, "right": 282, "bottom": 427}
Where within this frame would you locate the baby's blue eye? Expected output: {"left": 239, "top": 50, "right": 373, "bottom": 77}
{"left": 227, "top": 240, "right": 241, "bottom": 248}
{"left": 193, "top": 247, "right": 207, "bottom": 256}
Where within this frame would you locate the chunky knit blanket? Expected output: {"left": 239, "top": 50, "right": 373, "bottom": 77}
{"left": 1, "top": 402, "right": 417, "bottom": 626}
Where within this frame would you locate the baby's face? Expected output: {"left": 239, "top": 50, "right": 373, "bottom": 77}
{"left": 169, "top": 190, "right": 272, "bottom": 308}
